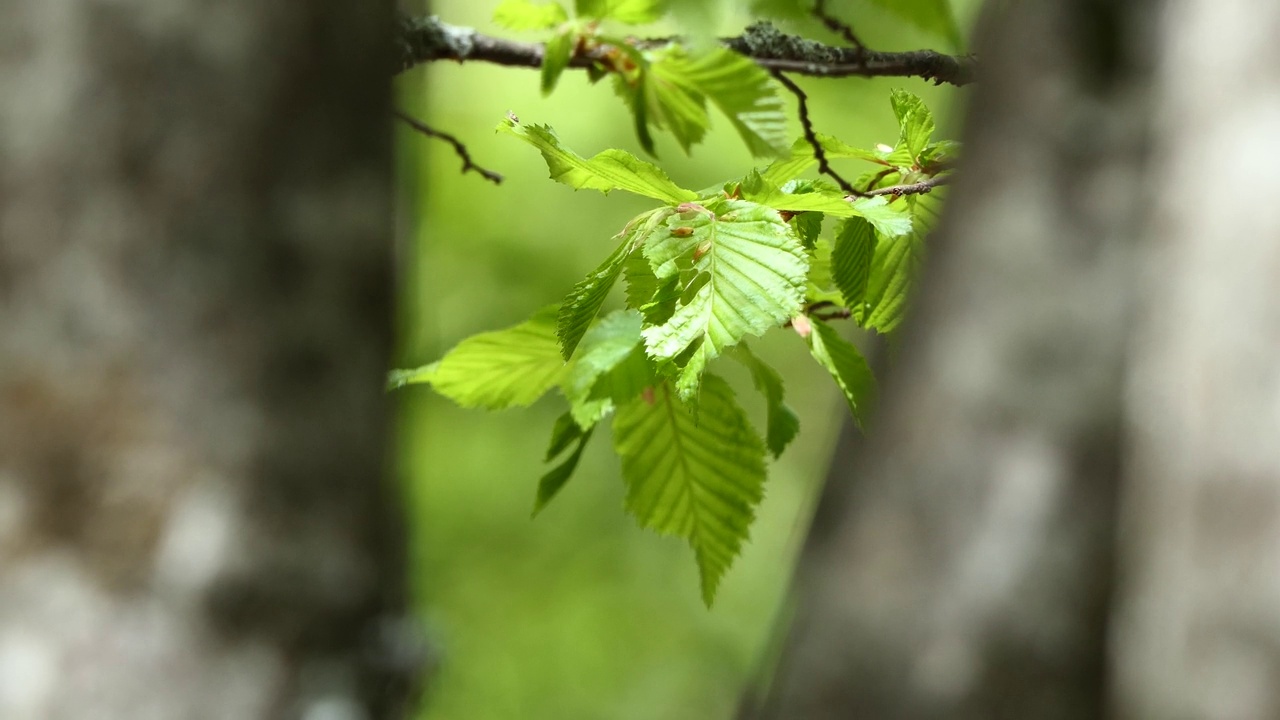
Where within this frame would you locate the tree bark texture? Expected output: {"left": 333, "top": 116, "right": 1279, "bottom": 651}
{"left": 0, "top": 1, "right": 413, "bottom": 718}
{"left": 759, "top": 0, "right": 1158, "bottom": 717}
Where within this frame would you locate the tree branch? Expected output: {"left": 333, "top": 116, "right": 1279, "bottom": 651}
{"left": 771, "top": 71, "right": 859, "bottom": 196}
{"left": 395, "top": 16, "right": 976, "bottom": 86}
{"left": 393, "top": 109, "right": 503, "bottom": 184}
{"left": 863, "top": 175, "right": 951, "bottom": 198}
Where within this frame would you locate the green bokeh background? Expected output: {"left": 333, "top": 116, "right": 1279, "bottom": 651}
{"left": 394, "top": 3, "right": 973, "bottom": 717}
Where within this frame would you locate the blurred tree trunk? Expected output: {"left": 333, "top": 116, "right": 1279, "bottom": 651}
{"left": 0, "top": 1, "right": 416, "bottom": 718}
{"left": 759, "top": 0, "right": 1280, "bottom": 717}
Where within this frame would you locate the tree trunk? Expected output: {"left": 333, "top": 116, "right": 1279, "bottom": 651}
{"left": 0, "top": 1, "right": 415, "bottom": 718}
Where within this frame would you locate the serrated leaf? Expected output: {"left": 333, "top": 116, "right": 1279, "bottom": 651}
{"left": 831, "top": 216, "right": 876, "bottom": 313}
{"left": 563, "top": 309, "right": 645, "bottom": 426}
{"left": 791, "top": 211, "right": 823, "bottom": 250}
{"left": 387, "top": 362, "right": 438, "bottom": 390}
{"left": 613, "top": 375, "right": 766, "bottom": 605}
{"left": 818, "top": 133, "right": 893, "bottom": 164}
{"left": 919, "top": 139, "right": 961, "bottom": 168}
{"left": 739, "top": 170, "right": 862, "bottom": 217}
{"left": 558, "top": 231, "right": 638, "bottom": 360}
{"left": 541, "top": 31, "right": 575, "bottom": 95}
{"left": 850, "top": 195, "right": 912, "bottom": 237}
{"left": 805, "top": 236, "right": 843, "bottom": 306}
{"left": 761, "top": 138, "right": 818, "bottom": 185}
{"left": 494, "top": 0, "right": 570, "bottom": 30}
{"left": 863, "top": 0, "right": 963, "bottom": 51}
{"left": 732, "top": 345, "right": 800, "bottom": 458}
{"left": 425, "top": 307, "right": 566, "bottom": 409}
{"left": 576, "top": 0, "right": 667, "bottom": 24}
{"left": 640, "top": 199, "right": 808, "bottom": 398}
{"left": 499, "top": 117, "right": 696, "bottom": 203}
{"left": 645, "top": 60, "right": 710, "bottom": 154}
{"left": 807, "top": 319, "right": 875, "bottom": 428}
{"left": 534, "top": 424, "right": 593, "bottom": 516}
{"left": 657, "top": 48, "right": 790, "bottom": 157}
{"left": 863, "top": 226, "right": 925, "bottom": 333}
{"left": 890, "top": 89, "right": 935, "bottom": 161}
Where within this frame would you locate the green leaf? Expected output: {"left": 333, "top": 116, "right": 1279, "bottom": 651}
{"left": 863, "top": 226, "right": 925, "bottom": 334}
{"left": 558, "top": 226, "right": 644, "bottom": 359}
{"left": 499, "top": 117, "right": 696, "bottom": 203}
{"left": 424, "top": 307, "right": 567, "bottom": 409}
{"left": 740, "top": 170, "right": 857, "bottom": 216}
{"left": 791, "top": 211, "right": 823, "bottom": 250}
{"left": 805, "top": 236, "right": 843, "bottom": 306}
{"left": 831, "top": 216, "right": 876, "bottom": 313}
{"left": 563, "top": 309, "right": 646, "bottom": 427}
{"left": 535, "top": 418, "right": 593, "bottom": 516}
{"left": 613, "top": 375, "right": 766, "bottom": 605}
{"left": 494, "top": 0, "right": 569, "bottom": 30}
{"left": 644, "top": 59, "right": 711, "bottom": 155}
{"left": 658, "top": 48, "right": 790, "bottom": 157}
{"left": 806, "top": 319, "right": 875, "bottom": 428}
{"left": 541, "top": 31, "right": 575, "bottom": 95}
{"left": 387, "top": 362, "right": 438, "bottom": 390}
{"left": 545, "top": 411, "right": 585, "bottom": 460}
{"left": 850, "top": 196, "right": 912, "bottom": 238}
{"left": 761, "top": 138, "right": 818, "bottom": 185}
{"left": 732, "top": 345, "right": 800, "bottom": 458}
{"left": 576, "top": 0, "right": 667, "bottom": 24}
{"left": 890, "top": 89, "right": 935, "bottom": 161}
{"left": 641, "top": 200, "right": 808, "bottom": 398}
{"left": 863, "top": 0, "right": 963, "bottom": 51}
{"left": 818, "top": 133, "right": 893, "bottom": 164}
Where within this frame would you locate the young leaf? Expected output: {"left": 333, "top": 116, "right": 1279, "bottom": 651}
{"left": 863, "top": 227, "right": 925, "bottom": 334}
{"left": 541, "top": 31, "right": 575, "bottom": 95}
{"left": 644, "top": 59, "right": 711, "bottom": 154}
{"left": 641, "top": 200, "right": 808, "bottom": 398}
{"left": 545, "top": 411, "right": 585, "bottom": 460}
{"left": 613, "top": 375, "right": 766, "bottom": 605}
{"left": 422, "top": 307, "right": 567, "bottom": 410}
{"left": 732, "top": 345, "right": 800, "bottom": 458}
{"left": 563, "top": 309, "right": 645, "bottom": 427}
{"left": 791, "top": 211, "right": 823, "bottom": 250}
{"left": 387, "top": 362, "right": 438, "bottom": 390}
{"left": 576, "top": 0, "right": 667, "bottom": 24}
{"left": 805, "top": 237, "right": 844, "bottom": 306}
{"left": 494, "top": 0, "right": 569, "bottom": 31}
{"left": 558, "top": 226, "right": 645, "bottom": 359}
{"left": 806, "top": 319, "right": 875, "bottom": 428}
{"left": 535, "top": 424, "right": 594, "bottom": 516}
{"left": 831, "top": 216, "right": 877, "bottom": 313}
{"left": 499, "top": 117, "right": 696, "bottom": 203}
{"left": 850, "top": 196, "right": 913, "bottom": 238}
{"left": 890, "top": 89, "right": 935, "bottom": 162}
{"left": 656, "top": 48, "right": 790, "bottom": 157}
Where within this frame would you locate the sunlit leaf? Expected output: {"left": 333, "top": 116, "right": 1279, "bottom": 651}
{"left": 499, "top": 117, "right": 696, "bottom": 203}
{"left": 640, "top": 199, "right": 808, "bottom": 398}
{"left": 890, "top": 89, "right": 935, "bottom": 161}
{"left": 613, "top": 376, "right": 766, "bottom": 605}
{"left": 732, "top": 344, "right": 800, "bottom": 458}
{"left": 806, "top": 319, "right": 875, "bottom": 428}
{"left": 563, "top": 309, "right": 646, "bottom": 427}
{"left": 576, "top": 0, "right": 667, "bottom": 24}
{"left": 418, "top": 307, "right": 566, "bottom": 409}
{"left": 494, "top": 0, "right": 569, "bottom": 30}
{"left": 660, "top": 48, "right": 790, "bottom": 157}
{"left": 831, "top": 216, "right": 877, "bottom": 314}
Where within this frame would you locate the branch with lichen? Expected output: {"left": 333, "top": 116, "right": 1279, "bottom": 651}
{"left": 395, "top": 16, "right": 976, "bottom": 86}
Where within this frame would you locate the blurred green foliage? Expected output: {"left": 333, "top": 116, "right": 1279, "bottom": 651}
{"left": 395, "top": 1, "right": 975, "bottom": 717}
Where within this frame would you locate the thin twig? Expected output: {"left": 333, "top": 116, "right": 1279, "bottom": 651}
{"left": 863, "top": 175, "right": 952, "bottom": 198}
{"left": 396, "top": 16, "right": 976, "bottom": 86}
{"left": 771, "top": 71, "right": 860, "bottom": 197}
{"left": 813, "top": 0, "right": 865, "bottom": 51}
{"left": 393, "top": 109, "right": 503, "bottom": 185}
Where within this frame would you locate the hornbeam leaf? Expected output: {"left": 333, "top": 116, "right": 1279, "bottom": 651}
{"left": 889, "top": 89, "right": 935, "bottom": 161}
{"left": 424, "top": 307, "right": 566, "bottom": 409}
{"left": 640, "top": 199, "right": 808, "bottom": 398}
{"left": 732, "top": 345, "right": 800, "bottom": 458}
{"left": 656, "top": 48, "right": 790, "bottom": 157}
{"left": 807, "top": 319, "right": 875, "bottom": 428}
{"left": 576, "top": 0, "right": 667, "bottom": 24}
{"left": 850, "top": 195, "right": 913, "bottom": 238}
{"left": 494, "top": 0, "right": 569, "bottom": 30}
{"left": 499, "top": 118, "right": 696, "bottom": 203}
{"left": 541, "top": 31, "right": 575, "bottom": 95}
{"left": 387, "top": 362, "right": 438, "bottom": 390}
{"left": 831, "top": 216, "right": 877, "bottom": 313}
{"left": 558, "top": 218, "right": 653, "bottom": 360}
{"left": 613, "top": 375, "right": 766, "bottom": 605}
{"left": 864, "top": 226, "right": 925, "bottom": 333}
{"left": 563, "top": 309, "right": 646, "bottom": 427}
{"left": 534, "top": 424, "right": 594, "bottom": 516}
